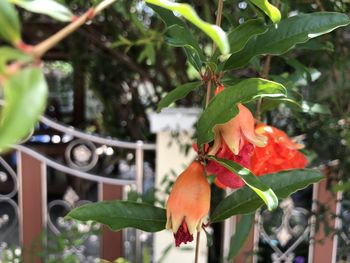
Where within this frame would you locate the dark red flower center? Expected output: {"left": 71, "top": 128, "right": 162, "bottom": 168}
{"left": 174, "top": 221, "right": 194, "bottom": 247}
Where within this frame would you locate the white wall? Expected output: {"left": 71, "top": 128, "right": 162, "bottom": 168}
{"left": 149, "top": 108, "right": 208, "bottom": 263}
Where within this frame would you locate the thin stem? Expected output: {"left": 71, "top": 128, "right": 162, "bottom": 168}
{"left": 205, "top": 0, "right": 224, "bottom": 106}
{"left": 205, "top": 79, "right": 212, "bottom": 107}
{"left": 31, "top": 0, "right": 117, "bottom": 58}
{"left": 256, "top": 55, "right": 271, "bottom": 121}
{"left": 212, "top": 0, "right": 224, "bottom": 54}
{"left": 315, "top": 0, "right": 325, "bottom": 11}
{"left": 256, "top": 0, "right": 281, "bottom": 120}
{"left": 194, "top": 231, "right": 201, "bottom": 263}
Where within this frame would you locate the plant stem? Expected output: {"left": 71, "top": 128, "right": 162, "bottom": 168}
{"left": 205, "top": 0, "right": 224, "bottom": 106}
{"left": 31, "top": 0, "right": 117, "bottom": 58}
{"left": 205, "top": 79, "right": 212, "bottom": 107}
{"left": 194, "top": 231, "right": 201, "bottom": 263}
{"left": 315, "top": 0, "right": 325, "bottom": 11}
{"left": 256, "top": 0, "right": 281, "bottom": 120}
{"left": 212, "top": 0, "right": 224, "bottom": 54}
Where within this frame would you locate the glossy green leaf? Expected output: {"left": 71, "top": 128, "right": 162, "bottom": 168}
{"left": 228, "top": 19, "right": 268, "bottom": 54}
{"left": 148, "top": 4, "right": 186, "bottom": 28}
{"left": 10, "top": 0, "right": 73, "bottom": 22}
{"left": 0, "top": 47, "right": 32, "bottom": 74}
{"left": 146, "top": 0, "right": 229, "bottom": 54}
{"left": 225, "top": 12, "right": 350, "bottom": 70}
{"left": 210, "top": 169, "right": 324, "bottom": 222}
{"left": 67, "top": 201, "right": 166, "bottom": 232}
{"left": 0, "top": 1, "right": 21, "bottom": 44}
{"left": 208, "top": 156, "right": 278, "bottom": 212}
{"left": 227, "top": 213, "right": 254, "bottom": 260}
{"left": 157, "top": 81, "right": 202, "bottom": 112}
{"left": 184, "top": 46, "right": 203, "bottom": 71}
{"left": 0, "top": 67, "right": 48, "bottom": 152}
{"left": 248, "top": 0, "right": 281, "bottom": 23}
{"left": 148, "top": 5, "right": 205, "bottom": 69}
{"left": 296, "top": 39, "right": 334, "bottom": 52}
{"left": 197, "top": 78, "right": 286, "bottom": 147}
{"left": 166, "top": 24, "right": 205, "bottom": 60}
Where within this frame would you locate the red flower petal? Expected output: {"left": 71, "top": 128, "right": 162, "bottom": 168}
{"left": 174, "top": 221, "right": 194, "bottom": 247}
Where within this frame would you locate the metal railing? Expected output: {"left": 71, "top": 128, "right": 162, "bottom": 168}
{"left": 0, "top": 112, "right": 156, "bottom": 262}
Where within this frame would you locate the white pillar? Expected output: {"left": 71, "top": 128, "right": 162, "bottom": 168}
{"left": 149, "top": 108, "right": 208, "bottom": 263}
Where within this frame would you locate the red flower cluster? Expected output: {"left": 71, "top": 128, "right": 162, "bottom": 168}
{"left": 251, "top": 124, "right": 308, "bottom": 176}
{"left": 166, "top": 86, "right": 308, "bottom": 247}
{"left": 205, "top": 103, "right": 267, "bottom": 188}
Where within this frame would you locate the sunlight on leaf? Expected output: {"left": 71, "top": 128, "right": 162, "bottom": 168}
{"left": 146, "top": 0, "right": 229, "bottom": 54}
{"left": 197, "top": 78, "right": 286, "bottom": 147}
{"left": 0, "top": 0, "right": 21, "bottom": 44}
{"left": 248, "top": 0, "right": 281, "bottom": 23}
{"left": 225, "top": 12, "right": 350, "bottom": 69}
{"left": 210, "top": 169, "right": 324, "bottom": 222}
{"left": 0, "top": 67, "right": 48, "bottom": 152}
{"left": 208, "top": 156, "right": 278, "bottom": 211}
{"left": 10, "top": 0, "right": 73, "bottom": 22}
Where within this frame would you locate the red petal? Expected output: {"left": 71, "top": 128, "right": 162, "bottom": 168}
{"left": 174, "top": 221, "right": 194, "bottom": 247}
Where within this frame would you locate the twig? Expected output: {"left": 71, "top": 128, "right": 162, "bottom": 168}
{"left": 194, "top": 231, "right": 201, "bottom": 263}
{"left": 205, "top": 79, "right": 212, "bottom": 107}
{"left": 315, "top": 0, "right": 325, "bottom": 11}
{"left": 205, "top": 0, "right": 224, "bottom": 105}
{"left": 256, "top": 55, "right": 272, "bottom": 120}
{"left": 256, "top": 0, "right": 281, "bottom": 120}
{"left": 31, "top": 0, "right": 117, "bottom": 58}
{"left": 212, "top": 0, "right": 224, "bottom": 54}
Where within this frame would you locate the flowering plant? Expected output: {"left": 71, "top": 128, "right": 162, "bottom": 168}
{"left": 0, "top": 0, "right": 348, "bottom": 261}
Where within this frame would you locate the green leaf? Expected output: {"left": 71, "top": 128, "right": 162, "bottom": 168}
{"left": 228, "top": 19, "right": 268, "bottom": 54}
{"left": 166, "top": 24, "right": 205, "bottom": 60}
{"left": 295, "top": 39, "right": 334, "bottom": 52}
{"left": 184, "top": 46, "right": 203, "bottom": 71}
{"left": 227, "top": 213, "right": 254, "bottom": 260}
{"left": 0, "top": 0, "right": 21, "bottom": 44}
{"left": 157, "top": 81, "right": 202, "bottom": 112}
{"left": 148, "top": 5, "right": 205, "bottom": 69}
{"left": 197, "top": 78, "right": 286, "bottom": 147}
{"left": 66, "top": 201, "right": 166, "bottom": 232}
{"left": 208, "top": 156, "right": 278, "bottom": 212}
{"left": 0, "top": 67, "right": 48, "bottom": 152}
{"left": 10, "top": 0, "right": 73, "bottom": 22}
{"left": 0, "top": 47, "right": 32, "bottom": 74}
{"left": 248, "top": 0, "right": 281, "bottom": 23}
{"left": 224, "top": 12, "right": 350, "bottom": 70}
{"left": 210, "top": 169, "right": 324, "bottom": 222}
{"left": 146, "top": 0, "right": 229, "bottom": 54}
{"left": 148, "top": 4, "right": 186, "bottom": 28}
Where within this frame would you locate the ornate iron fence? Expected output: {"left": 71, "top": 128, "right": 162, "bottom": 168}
{"left": 0, "top": 112, "right": 156, "bottom": 262}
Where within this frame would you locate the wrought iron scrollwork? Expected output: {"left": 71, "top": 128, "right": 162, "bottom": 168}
{"left": 0, "top": 157, "right": 20, "bottom": 258}
{"left": 259, "top": 198, "right": 310, "bottom": 263}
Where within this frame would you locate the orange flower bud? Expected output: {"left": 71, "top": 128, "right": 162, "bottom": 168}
{"left": 166, "top": 161, "right": 210, "bottom": 247}
{"left": 209, "top": 104, "right": 267, "bottom": 156}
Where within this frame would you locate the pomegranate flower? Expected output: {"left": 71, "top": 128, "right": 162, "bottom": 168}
{"left": 209, "top": 104, "right": 267, "bottom": 156}
{"left": 205, "top": 103, "right": 267, "bottom": 189}
{"left": 166, "top": 161, "right": 210, "bottom": 247}
{"left": 251, "top": 124, "right": 308, "bottom": 176}
{"left": 206, "top": 139, "right": 254, "bottom": 188}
